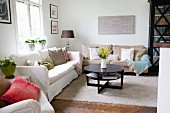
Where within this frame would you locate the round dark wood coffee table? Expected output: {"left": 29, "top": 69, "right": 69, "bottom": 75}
{"left": 84, "top": 64, "right": 124, "bottom": 93}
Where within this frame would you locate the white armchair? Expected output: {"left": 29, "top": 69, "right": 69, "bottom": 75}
{"left": 0, "top": 91, "right": 55, "bottom": 113}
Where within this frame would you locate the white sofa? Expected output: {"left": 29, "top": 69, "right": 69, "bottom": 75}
{"left": 0, "top": 91, "right": 55, "bottom": 113}
{"left": 12, "top": 47, "right": 83, "bottom": 102}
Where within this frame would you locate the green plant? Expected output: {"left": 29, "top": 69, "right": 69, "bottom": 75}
{"left": 0, "top": 57, "right": 16, "bottom": 78}
{"left": 0, "top": 57, "right": 16, "bottom": 67}
{"left": 37, "top": 38, "right": 46, "bottom": 44}
{"left": 25, "top": 39, "right": 37, "bottom": 44}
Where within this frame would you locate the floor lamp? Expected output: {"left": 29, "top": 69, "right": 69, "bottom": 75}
{"left": 61, "top": 30, "right": 75, "bottom": 51}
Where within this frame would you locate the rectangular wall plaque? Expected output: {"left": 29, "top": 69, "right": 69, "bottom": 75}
{"left": 98, "top": 16, "right": 135, "bottom": 35}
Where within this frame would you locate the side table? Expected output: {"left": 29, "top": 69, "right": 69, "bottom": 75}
{"left": 7, "top": 75, "right": 31, "bottom": 83}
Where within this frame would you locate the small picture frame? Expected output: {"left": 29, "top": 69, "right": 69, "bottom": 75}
{"left": 0, "top": 0, "right": 11, "bottom": 24}
{"left": 50, "top": 4, "right": 58, "bottom": 19}
{"left": 51, "top": 21, "right": 58, "bottom": 34}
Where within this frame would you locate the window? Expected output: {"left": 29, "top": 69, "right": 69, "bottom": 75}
{"left": 15, "top": 0, "right": 43, "bottom": 53}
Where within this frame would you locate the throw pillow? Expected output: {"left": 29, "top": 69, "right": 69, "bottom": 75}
{"left": 34, "top": 60, "right": 40, "bottom": 66}
{"left": 121, "top": 48, "right": 134, "bottom": 61}
{"left": 42, "top": 56, "right": 54, "bottom": 70}
{"left": 24, "top": 59, "right": 33, "bottom": 66}
{"left": 89, "top": 48, "right": 101, "bottom": 60}
{"left": 0, "top": 76, "right": 11, "bottom": 108}
{"left": 62, "top": 47, "right": 70, "bottom": 61}
{"left": 48, "top": 49, "right": 66, "bottom": 66}
{"left": 108, "top": 54, "right": 119, "bottom": 61}
{"left": 0, "top": 76, "right": 40, "bottom": 104}
{"left": 134, "top": 49, "right": 147, "bottom": 60}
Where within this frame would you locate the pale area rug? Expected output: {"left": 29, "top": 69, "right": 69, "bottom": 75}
{"left": 55, "top": 74, "right": 158, "bottom": 107}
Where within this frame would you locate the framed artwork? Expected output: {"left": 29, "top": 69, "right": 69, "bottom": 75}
{"left": 0, "top": 0, "right": 11, "bottom": 24}
{"left": 50, "top": 4, "right": 58, "bottom": 19}
{"left": 51, "top": 21, "right": 58, "bottom": 34}
{"left": 98, "top": 15, "right": 135, "bottom": 35}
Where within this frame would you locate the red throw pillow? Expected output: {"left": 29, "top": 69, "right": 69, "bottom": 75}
{"left": 0, "top": 76, "right": 40, "bottom": 104}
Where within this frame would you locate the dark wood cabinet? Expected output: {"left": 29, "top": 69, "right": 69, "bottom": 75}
{"left": 148, "top": 0, "right": 170, "bottom": 71}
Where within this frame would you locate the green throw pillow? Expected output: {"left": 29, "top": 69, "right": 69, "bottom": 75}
{"left": 42, "top": 57, "right": 54, "bottom": 70}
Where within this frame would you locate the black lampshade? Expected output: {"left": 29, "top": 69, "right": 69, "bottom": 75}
{"left": 61, "top": 30, "right": 75, "bottom": 38}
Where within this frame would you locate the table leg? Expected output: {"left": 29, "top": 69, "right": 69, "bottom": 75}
{"left": 86, "top": 76, "right": 89, "bottom": 86}
{"left": 97, "top": 77, "right": 100, "bottom": 94}
{"left": 120, "top": 70, "right": 124, "bottom": 89}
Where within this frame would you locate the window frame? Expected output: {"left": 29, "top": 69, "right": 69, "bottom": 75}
{"left": 13, "top": 0, "right": 43, "bottom": 54}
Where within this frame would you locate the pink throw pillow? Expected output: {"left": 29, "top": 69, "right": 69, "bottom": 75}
{"left": 0, "top": 76, "right": 40, "bottom": 104}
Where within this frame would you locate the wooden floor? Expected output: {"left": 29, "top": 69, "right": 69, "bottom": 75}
{"left": 51, "top": 99, "right": 157, "bottom": 113}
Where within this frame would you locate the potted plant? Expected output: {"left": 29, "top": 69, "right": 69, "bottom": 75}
{"left": 25, "top": 39, "right": 37, "bottom": 51}
{"left": 0, "top": 57, "right": 16, "bottom": 79}
{"left": 37, "top": 38, "right": 46, "bottom": 50}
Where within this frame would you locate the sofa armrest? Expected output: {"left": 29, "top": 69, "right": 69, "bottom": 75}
{"left": 0, "top": 99, "right": 41, "bottom": 113}
{"left": 38, "top": 91, "right": 55, "bottom": 113}
{"left": 15, "top": 66, "right": 49, "bottom": 96}
{"left": 68, "top": 51, "right": 83, "bottom": 75}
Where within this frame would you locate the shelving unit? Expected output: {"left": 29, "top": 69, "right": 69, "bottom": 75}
{"left": 148, "top": 0, "right": 170, "bottom": 72}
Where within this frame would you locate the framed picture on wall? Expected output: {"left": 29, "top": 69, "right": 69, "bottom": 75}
{"left": 50, "top": 4, "right": 58, "bottom": 19}
{"left": 51, "top": 21, "right": 58, "bottom": 34}
{"left": 0, "top": 0, "right": 11, "bottom": 24}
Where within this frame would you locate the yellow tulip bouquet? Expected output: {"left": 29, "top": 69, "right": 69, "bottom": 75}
{"left": 98, "top": 48, "right": 111, "bottom": 59}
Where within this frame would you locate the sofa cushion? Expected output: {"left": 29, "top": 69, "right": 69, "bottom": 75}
{"left": 89, "top": 48, "right": 101, "bottom": 60}
{"left": 12, "top": 51, "right": 42, "bottom": 66}
{"left": 83, "top": 59, "right": 110, "bottom": 66}
{"left": 82, "top": 44, "right": 112, "bottom": 59}
{"left": 112, "top": 45, "right": 146, "bottom": 60}
{"left": 134, "top": 49, "right": 147, "bottom": 60}
{"left": 39, "top": 47, "right": 56, "bottom": 62}
{"left": 0, "top": 76, "right": 11, "bottom": 108}
{"left": 48, "top": 63, "right": 75, "bottom": 84}
{"left": 48, "top": 49, "right": 66, "bottom": 66}
{"left": 108, "top": 54, "right": 119, "bottom": 61}
{"left": 42, "top": 56, "right": 54, "bottom": 70}
{"left": 0, "top": 76, "right": 40, "bottom": 104}
{"left": 110, "top": 61, "right": 128, "bottom": 67}
{"left": 120, "top": 48, "right": 134, "bottom": 61}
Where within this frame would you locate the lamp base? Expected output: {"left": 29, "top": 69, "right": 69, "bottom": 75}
{"left": 66, "top": 41, "right": 70, "bottom": 51}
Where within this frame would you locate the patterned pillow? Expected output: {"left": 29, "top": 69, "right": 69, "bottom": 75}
{"left": 0, "top": 76, "right": 40, "bottom": 104}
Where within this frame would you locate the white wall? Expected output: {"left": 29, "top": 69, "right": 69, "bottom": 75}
{"left": 42, "top": 0, "right": 61, "bottom": 48}
{"left": 60, "top": 0, "right": 150, "bottom": 51}
{"left": 157, "top": 48, "right": 170, "bottom": 113}
{"left": 0, "top": 0, "right": 60, "bottom": 59}
{"left": 0, "top": 1, "right": 17, "bottom": 59}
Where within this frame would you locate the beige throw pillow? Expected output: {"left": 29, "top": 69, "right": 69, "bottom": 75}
{"left": 48, "top": 49, "right": 66, "bottom": 66}
{"left": 134, "top": 49, "right": 147, "bottom": 60}
{"left": 108, "top": 54, "right": 119, "bottom": 61}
